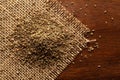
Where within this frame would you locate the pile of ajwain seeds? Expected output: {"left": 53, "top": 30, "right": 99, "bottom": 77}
{"left": 7, "top": 12, "right": 78, "bottom": 69}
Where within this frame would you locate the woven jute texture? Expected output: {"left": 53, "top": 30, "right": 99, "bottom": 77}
{"left": 0, "top": 0, "right": 90, "bottom": 80}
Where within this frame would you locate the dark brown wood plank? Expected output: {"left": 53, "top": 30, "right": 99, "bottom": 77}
{"left": 56, "top": 0, "right": 120, "bottom": 80}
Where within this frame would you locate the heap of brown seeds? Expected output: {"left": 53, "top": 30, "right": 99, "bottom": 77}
{"left": 7, "top": 13, "right": 77, "bottom": 69}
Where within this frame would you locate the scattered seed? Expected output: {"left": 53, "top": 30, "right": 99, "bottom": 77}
{"left": 79, "top": 60, "right": 82, "bottom": 62}
{"left": 94, "top": 4, "right": 97, "bottom": 7}
{"left": 71, "top": 2, "right": 74, "bottom": 5}
{"left": 105, "top": 21, "right": 108, "bottom": 24}
{"left": 90, "top": 32, "right": 94, "bottom": 36}
{"left": 72, "top": 62, "right": 75, "bottom": 64}
{"left": 99, "top": 35, "right": 102, "bottom": 38}
{"left": 85, "top": 4, "right": 88, "bottom": 7}
{"left": 84, "top": 55, "right": 88, "bottom": 58}
{"left": 92, "top": 29, "right": 95, "bottom": 32}
{"left": 104, "top": 10, "right": 107, "bottom": 14}
{"left": 88, "top": 46, "right": 94, "bottom": 52}
{"left": 97, "top": 65, "right": 101, "bottom": 68}
{"left": 84, "top": 13, "right": 87, "bottom": 16}
{"left": 111, "top": 17, "right": 114, "bottom": 20}
{"left": 80, "top": 8, "right": 83, "bottom": 10}
{"left": 94, "top": 44, "right": 99, "bottom": 48}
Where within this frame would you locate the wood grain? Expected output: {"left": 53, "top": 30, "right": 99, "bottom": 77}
{"left": 56, "top": 0, "right": 120, "bottom": 80}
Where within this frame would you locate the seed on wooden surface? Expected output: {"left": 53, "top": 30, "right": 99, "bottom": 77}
{"left": 79, "top": 60, "right": 82, "bottom": 62}
{"left": 85, "top": 4, "right": 88, "bottom": 7}
{"left": 94, "top": 44, "right": 99, "bottom": 48}
{"left": 92, "top": 29, "right": 95, "bottom": 32}
{"left": 84, "top": 55, "right": 88, "bottom": 58}
{"left": 72, "top": 62, "right": 75, "bottom": 64}
{"left": 97, "top": 65, "right": 101, "bottom": 68}
{"left": 105, "top": 21, "right": 108, "bottom": 24}
{"left": 90, "top": 32, "right": 94, "bottom": 36}
{"left": 111, "top": 17, "right": 114, "bottom": 20}
{"left": 84, "top": 13, "right": 87, "bottom": 16}
{"left": 79, "top": 8, "right": 83, "bottom": 10}
{"left": 99, "top": 35, "right": 102, "bottom": 38}
{"left": 94, "top": 4, "right": 97, "bottom": 7}
{"left": 94, "top": 44, "right": 97, "bottom": 48}
{"left": 104, "top": 10, "right": 107, "bottom": 14}
{"left": 88, "top": 46, "right": 94, "bottom": 52}
{"left": 71, "top": 2, "right": 74, "bottom": 5}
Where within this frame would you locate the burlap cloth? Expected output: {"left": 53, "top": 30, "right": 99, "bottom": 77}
{"left": 0, "top": 0, "right": 90, "bottom": 80}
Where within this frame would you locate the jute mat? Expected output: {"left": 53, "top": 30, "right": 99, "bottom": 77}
{"left": 0, "top": 0, "right": 90, "bottom": 80}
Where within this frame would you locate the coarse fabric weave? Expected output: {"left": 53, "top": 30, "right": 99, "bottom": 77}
{"left": 0, "top": 0, "right": 90, "bottom": 80}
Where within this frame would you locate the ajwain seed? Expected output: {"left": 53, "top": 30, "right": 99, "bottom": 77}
{"left": 111, "top": 17, "right": 114, "bottom": 20}
{"left": 94, "top": 4, "right": 97, "bottom": 7}
{"left": 97, "top": 65, "right": 101, "bottom": 68}
{"left": 85, "top": 4, "right": 88, "bottom": 7}
{"left": 105, "top": 21, "right": 108, "bottom": 24}
{"left": 104, "top": 10, "right": 107, "bottom": 14}
{"left": 99, "top": 35, "right": 102, "bottom": 38}
{"left": 79, "top": 8, "right": 83, "bottom": 10}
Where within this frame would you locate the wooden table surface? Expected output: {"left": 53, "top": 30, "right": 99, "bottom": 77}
{"left": 56, "top": 0, "right": 120, "bottom": 80}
